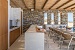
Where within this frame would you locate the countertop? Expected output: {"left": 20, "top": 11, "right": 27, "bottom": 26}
{"left": 25, "top": 25, "right": 37, "bottom": 33}
{"left": 10, "top": 26, "right": 20, "bottom": 32}
{"left": 25, "top": 25, "right": 46, "bottom": 33}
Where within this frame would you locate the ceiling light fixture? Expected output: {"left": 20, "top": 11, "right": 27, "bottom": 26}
{"left": 31, "top": 9, "right": 34, "bottom": 11}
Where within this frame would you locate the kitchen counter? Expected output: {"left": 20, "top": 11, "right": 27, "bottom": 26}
{"left": 25, "top": 25, "right": 37, "bottom": 33}
{"left": 10, "top": 26, "right": 20, "bottom": 46}
{"left": 25, "top": 25, "right": 44, "bottom": 50}
{"left": 26, "top": 25, "right": 46, "bottom": 33}
{"left": 10, "top": 26, "right": 20, "bottom": 32}
{"left": 25, "top": 33, "right": 44, "bottom": 50}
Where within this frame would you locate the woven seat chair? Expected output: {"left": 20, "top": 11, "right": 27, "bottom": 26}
{"left": 60, "top": 36, "right": 75, "bottom": 50}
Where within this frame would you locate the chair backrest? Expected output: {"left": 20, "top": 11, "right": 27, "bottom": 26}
{"left": 62, "top": 34, "right": 71, "bottom": 40}
{"left": 68, "top": 36, "right": 75, "bottom": 50}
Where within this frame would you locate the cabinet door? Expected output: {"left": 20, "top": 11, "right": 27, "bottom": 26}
{"left": 0, "top": 0, "right": 8, "bottom": 50}
{"left": 2, "top": 34, "right": 5, "bottom": 50}
{"left": 0, "top": 2, "right": 1, "bottom": 36}
{"left": 5, "top": 34, "right": 8, "bottom": 49}
{"left": 0, "top": 0, "right": 1, "bottom": 6}
{"left": 0, "top": 36, "right": 2, "bottom": 50}
{"left": 1, "top": 0, "right": 7, "bottom": 7}
{"left": 5, "top": 0, "right": 8, "bottom": 35}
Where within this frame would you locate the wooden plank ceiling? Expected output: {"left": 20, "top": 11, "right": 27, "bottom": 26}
{"left": 10, "top": 0, "right": 75, "bottom": 10}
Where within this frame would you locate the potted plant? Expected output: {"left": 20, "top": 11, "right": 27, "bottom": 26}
{"left": 16, "top": 19, "right": 20, "bottom": 26}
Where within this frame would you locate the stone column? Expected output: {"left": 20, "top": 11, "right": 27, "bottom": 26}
{"left": 60, "top": 12, "right": 68, "bottom": 24}
{"left": 54, "top": 12, "right": 58, "bottom": 24}
{"left": 73, "top": 12, "right": 75, "bottom": 27}
{"left": 47, "top": 13, "right": 51, "bottom": 24}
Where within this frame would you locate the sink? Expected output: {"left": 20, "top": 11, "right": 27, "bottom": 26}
{"left": 10, "top": 26, "right": 17, "bottom": 29}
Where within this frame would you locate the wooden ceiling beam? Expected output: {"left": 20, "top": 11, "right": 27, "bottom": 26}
{"left": 71, "top": 7, "right": 75, "bottom": 9}
{"left": 10, "top": 0, "right": 19, "bottom": 7}
{"left": 42, "top": 0, "right": 48, "bottom": 9}
{"left": 49, "top": 0, "right": 60, "bottom": 9}
{"left": 10, "top": 1, "right": 16, "bottom": 7}
{"left": 34, "top": 0, "right": 36, "bottom": 9}
{"left": 22, "top": 0, "right": 28, "bottom": 9}
{"left": 64, "top": 3, "right": 75, "bottom": 9}
{"left": 56, "top": 0, "right": 72, "bottom": 9}
{"left": 11, "top": 0, "right": 24, "bottom": 9}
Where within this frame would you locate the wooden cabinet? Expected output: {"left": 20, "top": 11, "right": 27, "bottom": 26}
{"left": 0, "top": 36, "right": 2, "bottom": 50}
{"left": 0, "top": 0, "right": 8, "bottom": 50}
{"left": 10, "top": 28, "right": 20, "bottom": 46}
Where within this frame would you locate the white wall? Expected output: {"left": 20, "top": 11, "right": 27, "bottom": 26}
{"left": 10, "top": 8, "right": 22, "bottom": 26}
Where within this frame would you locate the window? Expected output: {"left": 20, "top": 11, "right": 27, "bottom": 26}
{"left": 44, "top": 12, "right": 47, "bottom": 24}
{"left": 51, "top": 13, "right": 54, "bottom": 24}
{"left": 68, "top": 12, "right": 73, "bottom": 27}
{"left": 58, "top": 13, "right": 60, "bottom": 24}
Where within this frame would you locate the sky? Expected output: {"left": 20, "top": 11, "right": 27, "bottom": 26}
{"left": 68, "top": 13, "right": 73, "bottom": 22}
{"left": 44, "top": 13, "right": 47, "bottom": 19}
{"left": 51, "top": 13, "right": 54, "bottom": 20}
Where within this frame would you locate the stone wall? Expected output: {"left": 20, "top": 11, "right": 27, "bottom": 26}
{"left": 23, "top": 10, "right": 44, "bottom": 25}
{"left": 23, "top": 10, "right": 75, "bottom": 26}
{"left": 47, "top": 11, "right": 51, "bottom": 24}
{"left": 73, "top": 12, "right": 75, "bottom": 27}
{"left": 23, "top": 10, "right": 75, "bottom": 32}
{"left": 23, "top": 10, "right": 44, "bottom": 32}
{"left": 61, "top": 12, "right": 68, "bottom": 24}
{"left": 47, "top": 10, "right": 68, "bottom": 25}
{"left": 54, "top": 11, "right": 58, "bottom": 24}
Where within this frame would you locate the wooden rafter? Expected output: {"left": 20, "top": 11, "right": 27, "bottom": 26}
{"left": 42, "top": 0, "right": 48, "bottom": 9}
{"left": 11, "top": 0, "right": 24, "bottom": 9}
{"left": 56, "top": 0, "right": 72, "bottom": 9}
{"left": 64, "top": 3, "right": 75, "bottom": 9}
{"left": 71, "top": 7, "right": 75, "bottom": 9}
{"left": 22, "top": 0, "right": 28, "bottom": 9}
{"left": 10, "top": 0, "right": 19, "bottom": 7}
{"left": 34, "top": 0, "right": 36, "bottom": 9}
{"left": 49, "top": 0, "right": 60, "bottom": 9}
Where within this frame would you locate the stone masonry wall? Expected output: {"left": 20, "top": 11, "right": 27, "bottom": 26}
{"left": 54, "top": 11, "right": 58, "bottom": 24}
{"left": 23, "top": 10, "right": 44, "bottom": 25}
{"left": 47, "top": 11, "right": 51, "bottom": 24}
{"left": 23, "top": 10, "right": 75, "bottom": 33}
{"left": 60, "top": 12, "right": 68, "bottom": 24}
{"left": 23, "top": 10, "right": 75, "bottom": 26}
{"left": 73, "top": 12, "right": 75, "bottom": 27}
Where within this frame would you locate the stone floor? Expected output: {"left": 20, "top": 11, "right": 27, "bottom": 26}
{"left": 44, "top": 33, "right": 74, "bottom": 50}
{"left": 8, "top": 34, "right": 25, "bottom": 50}
{"left": 44, "top": 34, "right": 60, "bottom": 50}
{"left": 8, "top": 33, "right": 69, "bottom": 50}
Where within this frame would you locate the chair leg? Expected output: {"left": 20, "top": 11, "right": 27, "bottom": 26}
{"left": 71, "top": 46, "right": 74, "bottom": 50}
